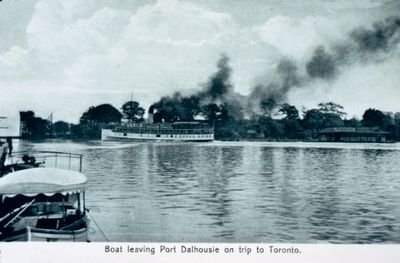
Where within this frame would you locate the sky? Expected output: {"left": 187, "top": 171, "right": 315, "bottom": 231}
{"left": 0, "top": 0, "right": 399, "bottom": 123}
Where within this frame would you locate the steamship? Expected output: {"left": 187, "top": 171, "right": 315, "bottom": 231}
{"left": 101, "top": 122, "right": 214, "bottom": 142}
{"left": 101, "top": 108, "right": 214, "bottom": 142}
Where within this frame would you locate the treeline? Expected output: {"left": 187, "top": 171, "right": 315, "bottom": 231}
{"left": 20, "top": 101, "right": 144, "bottom": 140}
{"left": 20, "top": 100, "right": 400, "bottom": 141}
{"left": 219, "top": 103, "right": 400, "bottom": 141}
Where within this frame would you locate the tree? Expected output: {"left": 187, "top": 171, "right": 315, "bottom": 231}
{"left": 53, "top": 121, "right": 70, "bottom": 135}
{"left": 301, "top": 103, "right": 345, "bottom": 131}
{"left": 71, "top": 123, "right": 102, "bottom": 139}
{"left": 75, "top": 104, "right": 122, "bottom": 139}
{"left": 343, "top": 117, "right": 361, "bottom": 127}
{"left": 279, "top": 103, "right": 299, "bottom": 120}
{"left": 181, "top": 96, "right": 201, "bottom": 121}
{"left": 79, "top": 104, "right": 122, "bottom": 124}
{"left": 121, "top": 101, "right": 145, "bottom": 123}
{"left": 258, "top": 116, "right": 284, "bottom": 138}
{"left": 79, "top": 109, "right": 93, "bottom": 124}
{"left": 153, "top": 95, "right": 179, "bottom": 123}
{"left": 278, "top": 104, "right": 303, "bottom": 138}
{"left": 19, "top": 111, "right": 50, "bottom": 140}
{"left": 152, "top": 93, "right": 203, "bottom": 123}
{"left": 324, "top": 114, "right": 344, "bottom": 128}
{"left": 362, "top": 108, "right": 386, "bottom": 128}
{"left": 201, "top": 103, "right": 221, "bottom": 123}
{"left": 301, "top": 109, "right": 326, "bottom": 130}
{"left": 317, "top": 102, "right": 346, "bottom": 118}
{"left": 394, "top": 112, "right": 400, "bottom": 141}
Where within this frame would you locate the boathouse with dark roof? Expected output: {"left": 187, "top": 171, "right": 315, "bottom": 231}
{"left": 318, "top": 127, "right": 389, "bottom": 143}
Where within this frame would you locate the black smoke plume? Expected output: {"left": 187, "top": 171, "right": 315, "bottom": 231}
{"left": 151, "top": 54, "right": 237, "bottom": 123}
{"left": 199, "top": 54, "right": 233, "bottom": 102}
{"left": 249, "top": 15, "right": 400, "bottom": 113}
{"left": 150, "top": 16, "right": 400, "bottom": 122}
{"left": 306, "top": 16, "right": 400, "bottom": 78}
{"left": 306, "top": 46, "right": 337, "bottom": 79}
{"left": 247, "top": 59, "right": 301, "bottom": 115}
{"left": 351, "top": 16, "right": 400, "bottom": 52}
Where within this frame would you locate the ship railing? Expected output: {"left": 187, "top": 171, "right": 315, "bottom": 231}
{"left": 8, "top": 151, "right": 83, "bottom": 172}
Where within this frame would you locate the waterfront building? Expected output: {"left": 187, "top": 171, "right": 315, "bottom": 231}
{"left": 318, "top": 127, "right": 389, "bottom": 142}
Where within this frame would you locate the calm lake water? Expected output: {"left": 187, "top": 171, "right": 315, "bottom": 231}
{"left": 13, "top": 140, "right": 400, "bottom": 243}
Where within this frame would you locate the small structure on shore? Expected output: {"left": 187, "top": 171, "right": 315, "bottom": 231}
{"left": 318, "top": 127, "right": 389, "bottom": 143}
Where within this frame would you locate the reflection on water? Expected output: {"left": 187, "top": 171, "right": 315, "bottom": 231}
{"left": 16, "top": 140, "right": 400, "bottom": 243}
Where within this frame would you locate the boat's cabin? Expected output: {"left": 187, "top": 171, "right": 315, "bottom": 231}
{"left": 0, "top": 167, "right": 87, "bottom": 235}
{"left": 0, "top": 191, "right": 86, "bottom": 233}
{"left": 1, "top": 192, "right": 84, "bottom": 217}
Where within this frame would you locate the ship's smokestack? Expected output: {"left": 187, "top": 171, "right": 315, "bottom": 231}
{"left": 148, "top": 105, "right": 154, "bottom": 124}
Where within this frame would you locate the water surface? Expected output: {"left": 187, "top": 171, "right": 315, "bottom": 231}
{"left": 16, "top": 140, "right": 400, "bottom": 243}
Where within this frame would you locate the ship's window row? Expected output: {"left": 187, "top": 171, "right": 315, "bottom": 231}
{"left": 119, "top": 133, "right": 213, "bottom": 138}
{"left": 115, "top": 128, "right": 213, "bottom": 134}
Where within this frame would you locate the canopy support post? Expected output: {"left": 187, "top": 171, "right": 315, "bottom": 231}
{"left": 83, "top": 192, "right": 86, "bottom": 216}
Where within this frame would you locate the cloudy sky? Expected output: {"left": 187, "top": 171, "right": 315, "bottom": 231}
{"left": 0, "top": 0, "right": 399, "bottom": 122}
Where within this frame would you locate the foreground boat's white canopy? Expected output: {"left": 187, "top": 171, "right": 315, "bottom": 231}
{"left": 0, "top": 168, "right": 87, "bottom": 197}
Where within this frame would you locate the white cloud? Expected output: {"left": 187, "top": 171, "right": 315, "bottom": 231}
{"left": 256, "top": 15, "right": 342, "bottom": 59}
{"left": 0, "top": 0, "right": 246, "bottom": 121}
{"left": 123, "top": 0, "right": 236, "bottom": 47}
{"left": 26, "top": 2, "right": 130, "bottom": 67}
{"left": 61, "top": 0, "right": 246, "bottom": 97}
{"left": 0, "top": 46, "right": 33, "bottom": 80}
{"left": 1, "top": 0, "right": 398, "bottom": 122}
{"left": 14, "top": 0, "right": 236, "bottom": 87}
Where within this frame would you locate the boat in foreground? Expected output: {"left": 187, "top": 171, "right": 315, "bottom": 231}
{"left": 0, "top": 152, "right": 89, "bottom": 242}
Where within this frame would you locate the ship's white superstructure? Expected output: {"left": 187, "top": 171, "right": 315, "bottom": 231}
{"left": 101, "top": 121, "right": 214, "bottom": 142}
